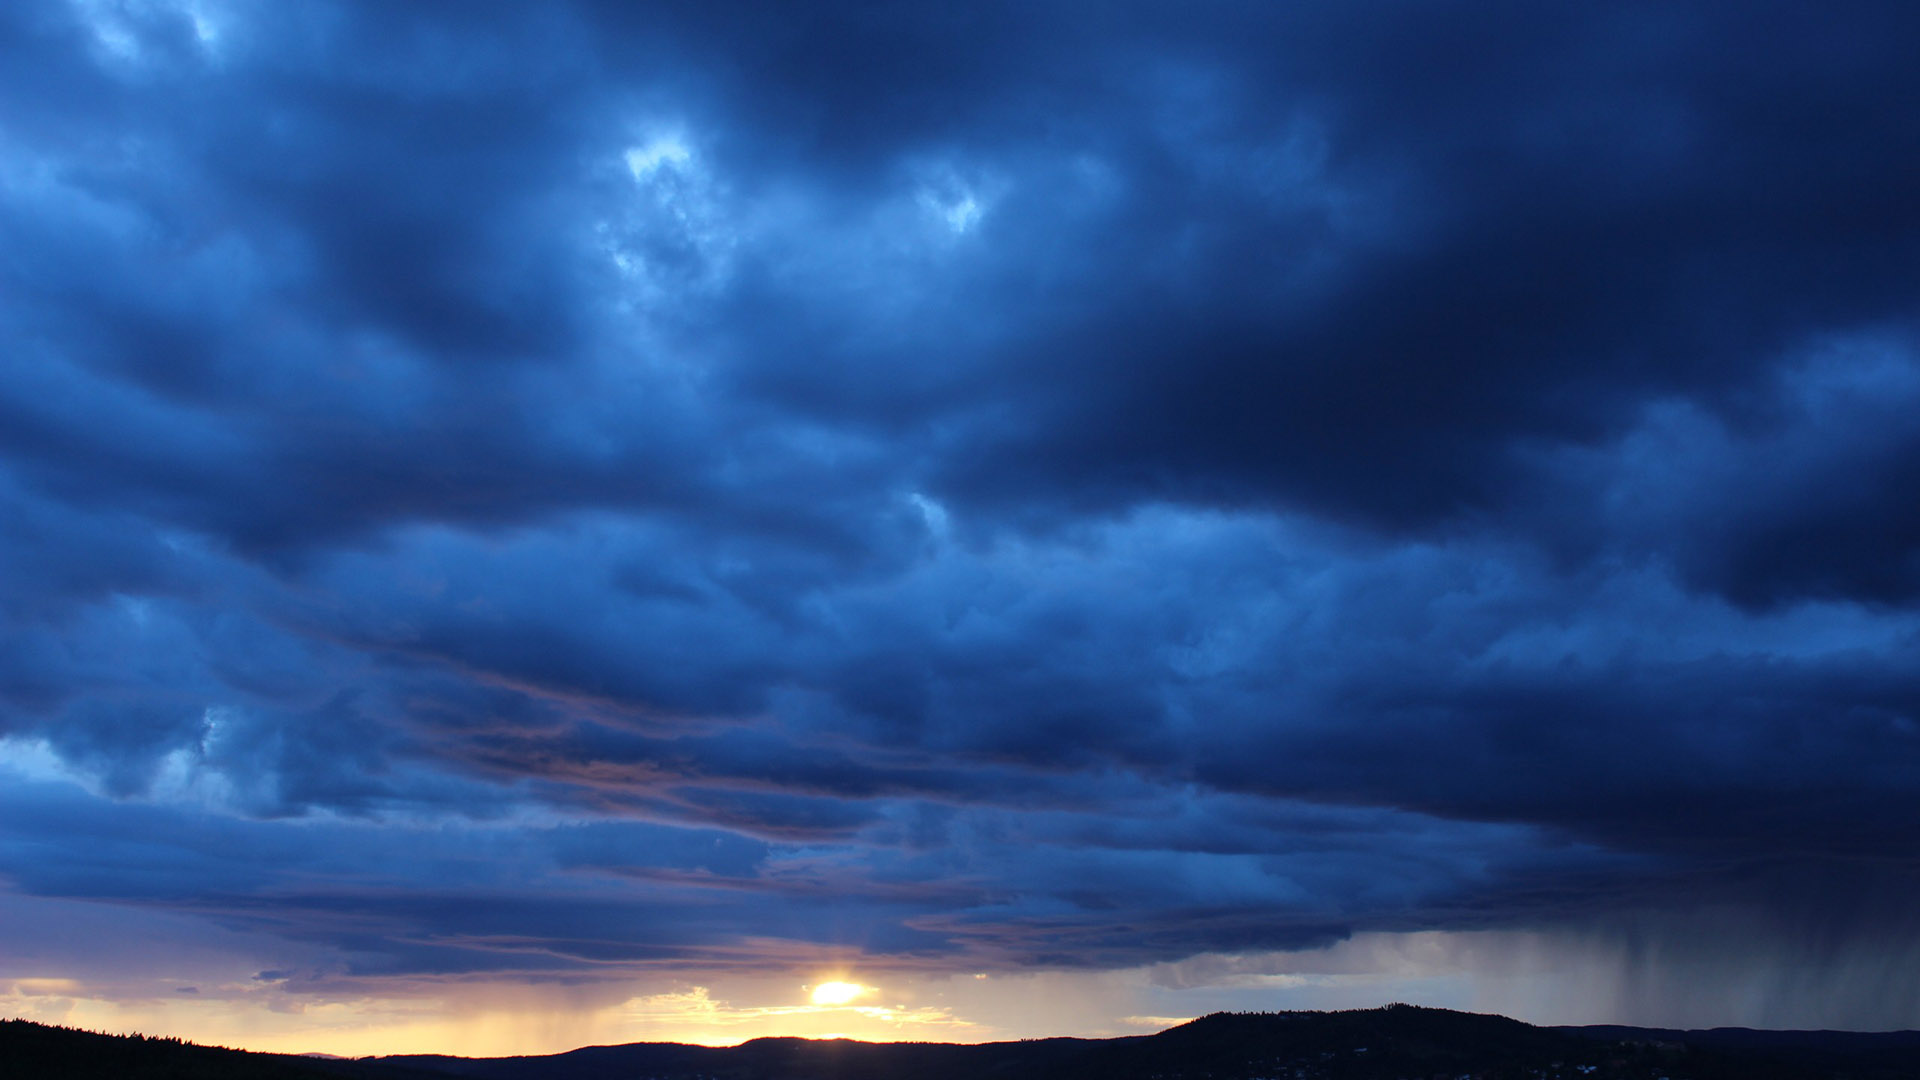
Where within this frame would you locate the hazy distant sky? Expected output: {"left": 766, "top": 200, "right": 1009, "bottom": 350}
{"left": 4, "top": 0, "right": 1920, "bottom": 1055}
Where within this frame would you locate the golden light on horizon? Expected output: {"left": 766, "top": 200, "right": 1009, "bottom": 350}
{"left": 808, "top": 980, "right": 868, "bottom": 1006}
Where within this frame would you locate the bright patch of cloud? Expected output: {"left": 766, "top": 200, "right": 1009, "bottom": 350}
{"left": 624, "top": 137, "right": 694, "bottom": 182}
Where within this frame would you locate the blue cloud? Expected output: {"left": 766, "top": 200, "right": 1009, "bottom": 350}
{"left": 3, "top": 0, "right": 1919, "bottom": 1016}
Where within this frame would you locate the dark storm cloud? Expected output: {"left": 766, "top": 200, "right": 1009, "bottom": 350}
{"left": 4, "top": 0, "right": 1920, "bottom": 1003}
{"left": 1548, "top": 336, "right": 1920, "bottom": 606}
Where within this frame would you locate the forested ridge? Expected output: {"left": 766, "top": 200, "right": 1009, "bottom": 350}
{"left": 8, "top": 1006, "right": 1919, "bottom": 1080}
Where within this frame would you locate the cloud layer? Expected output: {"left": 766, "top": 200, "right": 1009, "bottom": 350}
{"left": 4, "top": 0, "right": 1920, "bottom": 1033}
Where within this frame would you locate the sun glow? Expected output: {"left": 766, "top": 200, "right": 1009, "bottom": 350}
{"left": 808, "top": 980, "right": 868, "bottom": 1006}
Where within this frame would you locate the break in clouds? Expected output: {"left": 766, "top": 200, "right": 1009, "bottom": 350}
{"left": 3, "top": 0, "right": 1920, "bottom": 1029}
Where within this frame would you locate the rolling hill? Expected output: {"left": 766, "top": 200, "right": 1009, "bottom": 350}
{"left": 8, "top": 1005, "right": 1920, "bottom": 1080}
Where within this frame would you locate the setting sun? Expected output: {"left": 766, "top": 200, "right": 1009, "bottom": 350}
{"left": 808, "top": 981, "right": 868, "bottom": 1007}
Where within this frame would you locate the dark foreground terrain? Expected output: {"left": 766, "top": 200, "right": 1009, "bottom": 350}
{"left": 0, "top": 1018, "right": 428, "bottom": 1080}
{"left": 7, "top": 1006, "right": 1920, "bottom": 1080}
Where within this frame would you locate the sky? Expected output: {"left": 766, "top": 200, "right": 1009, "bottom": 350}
{"left": 4, "top": 0, "right": 1920, "bottom": 1056}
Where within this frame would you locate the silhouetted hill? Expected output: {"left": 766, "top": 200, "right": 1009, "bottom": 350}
{"left": 11, "top": 1007, "right": 1920, "bottom": 1080}
{"left": 0, "top": 1018, "right": 431, "bottom": 1080}
{"left": 1562, "top": 1023, "right": 1920, "bottom": 1078}
{"left": 377, "top": 1005, "right": 1920, "bottom": 1080}
{"left": 382, "top": 1034, "right": 1110, "bottom": 1080}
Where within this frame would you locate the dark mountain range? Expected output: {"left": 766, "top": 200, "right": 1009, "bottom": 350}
{"left": 8, "top": 1006, "right": 1920, "bottom": 1080}
{"left": 1558, "top": 1023, "right": 1920, "bottom": 1079}
{"left": 0, "top": 1018, "right": 428, "bottom": 1080}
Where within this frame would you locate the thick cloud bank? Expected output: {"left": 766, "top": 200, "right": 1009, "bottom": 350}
{"left": 3, "top": 0, "right": 1919, "bottom": 1027}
